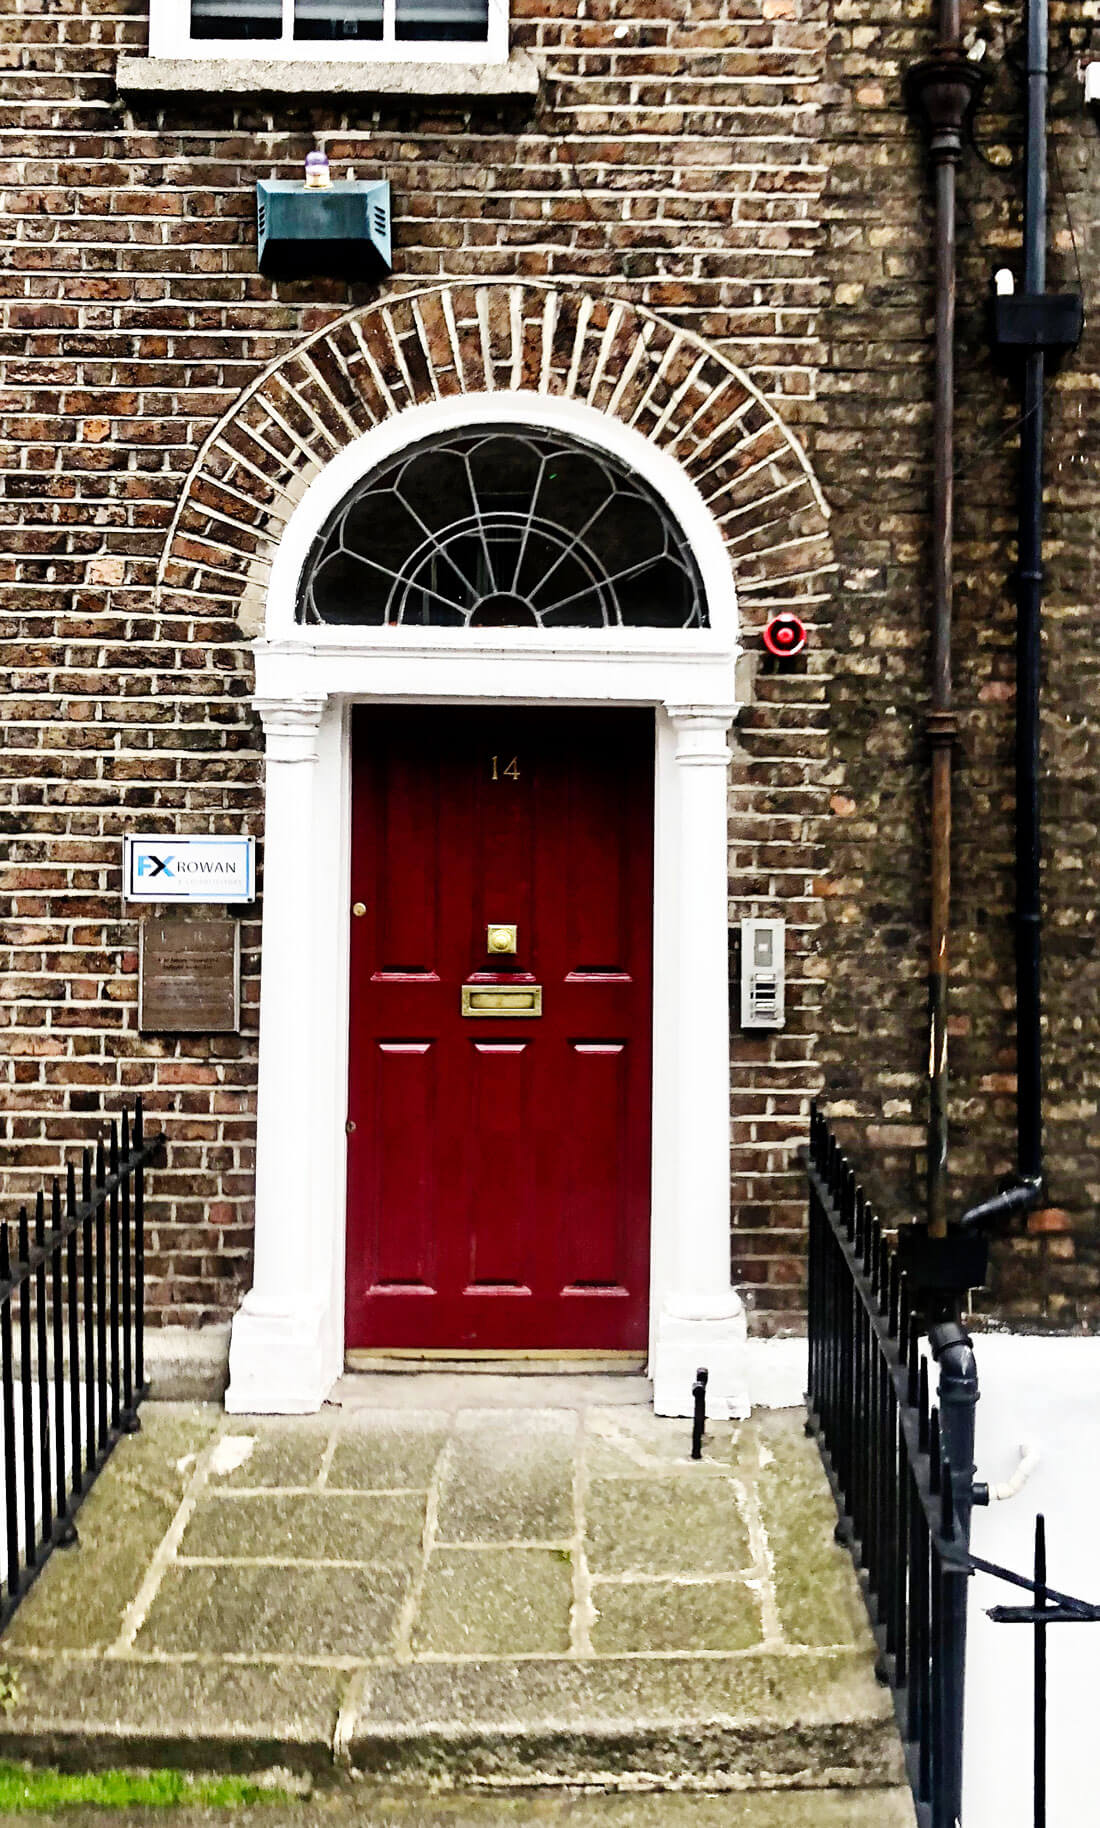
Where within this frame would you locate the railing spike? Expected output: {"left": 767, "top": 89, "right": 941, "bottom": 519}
{"left": 0, "top": 1220, "right": 9, "bottom": 1280}
{"left": 18, "top": 1207, "right": 30, "bottom": 1264}
{"left": 34, "top": 1190, "right": 45, "bottom": 1248}
{"left": 929, "top": 1406, "right": 942, "bottom": 1494}
{"left": 918, "top": 1355, "right": 929, "bottom": 1450}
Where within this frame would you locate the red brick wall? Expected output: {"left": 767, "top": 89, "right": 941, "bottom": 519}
{"left": 2, "top": 0, "right": 1099, "bottom": 1334}
{"left": 812, "top": 0, "right": 1100, "bottom": 1326}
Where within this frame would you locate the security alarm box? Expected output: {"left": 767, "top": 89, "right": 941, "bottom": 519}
{"left": 740, "top": 918, "right": 785, "bottom": 1029}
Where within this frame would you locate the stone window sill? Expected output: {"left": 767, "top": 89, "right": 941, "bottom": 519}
{"left": 115, "top": 52, "right": 540, "bottom": 99}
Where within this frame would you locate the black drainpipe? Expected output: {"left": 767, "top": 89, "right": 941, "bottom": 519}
{"left": 967, "top": 0, "right": 1081, "bottom": 1231}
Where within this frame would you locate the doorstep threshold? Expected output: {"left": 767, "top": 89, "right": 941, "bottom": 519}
{"left": 345, "top": 1348, "right": 647, "bottom": 1375}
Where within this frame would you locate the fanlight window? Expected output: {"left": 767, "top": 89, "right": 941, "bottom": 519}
{"left": 297, "top": 427, "right": 707, "bottom": 630}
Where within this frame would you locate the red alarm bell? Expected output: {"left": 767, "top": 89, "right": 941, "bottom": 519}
{"left": 762, "top": 613, "right": 808, "bottom": 658}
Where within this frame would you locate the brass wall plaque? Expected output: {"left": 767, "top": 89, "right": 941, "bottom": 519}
{"left": 139, "top": 917, "right": 240, "bottom": 1034}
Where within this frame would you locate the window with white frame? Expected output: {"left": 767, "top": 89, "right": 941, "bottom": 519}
{"left": 149, "top": 0, "right": 507, "bottom": 61}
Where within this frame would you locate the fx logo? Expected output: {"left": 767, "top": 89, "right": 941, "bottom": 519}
{"left": 137, "top": 854, "right": 174, "bottom": 879}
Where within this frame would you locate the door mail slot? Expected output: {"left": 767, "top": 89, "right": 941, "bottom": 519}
{"left": 461, "top": 985, "right": 543, "bottom": 1017}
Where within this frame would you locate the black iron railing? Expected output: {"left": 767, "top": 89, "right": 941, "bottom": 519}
{"left": 965, "top": 1512, "right": 1100, "bottom": 1828}
{"left": 806, "top": 1106, "right": 975, "bottom": 1828}
{"left": 1, "top": 1099, "right": 163, "bottom": 1631}
{"left": 807, "top": 1107, "right": 1100, "bottom": 1827}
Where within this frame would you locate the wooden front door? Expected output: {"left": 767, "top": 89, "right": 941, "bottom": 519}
{"left": 345, "top": 706, "right": 653, "bottom": 1352}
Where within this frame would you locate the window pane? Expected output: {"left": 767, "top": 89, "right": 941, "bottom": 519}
{"left": 395, "top": 0, "right": 490, "bottom": 41}
{"left": 190, "top": 0, "right": 281, "bottom": 37}
{"left": 294, "top": 0, "right": 383, "bottom": 40}
{"left": 298, "top": 428, "right": 707, "bottom": 631}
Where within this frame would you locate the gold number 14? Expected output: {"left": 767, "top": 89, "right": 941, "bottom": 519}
{"left": 490, "top": 755, "right": 520, "bottom": 781}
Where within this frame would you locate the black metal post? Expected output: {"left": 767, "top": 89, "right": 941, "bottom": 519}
{"left": 33, "top": 1192, "right": 52, "bottom": 1547}
{"left": 65, "top": 1162, "right": 81, "bottom": 1501}
{"left": 930, "top": 1320, "right": 978, "bottom": 1826}
{"left": 930, "top": 1320, "right": 979, "bottom": 1541}
{"left": 0, "top": 1223, "right": 19, "bottom": 1604}
{"left": 1034, "top": 1512, "right": 1046, "bottom": 1828}
{"left": 691, "top": 1367, "right": 708, "bottom": 1460}
{"left": 135, "top": 1097, "right": 146, "bottom": 1397}
{"left": 18, "top": 1209, "right": 34, "bottom": 1573}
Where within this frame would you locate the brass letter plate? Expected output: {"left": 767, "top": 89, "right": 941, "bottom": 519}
{"left": 461, "top": 985, "right": 543, "bottom": 1017}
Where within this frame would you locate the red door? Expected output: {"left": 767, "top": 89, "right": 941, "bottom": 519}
{"left": 345, "top": 706, "right": 653, "bottom": 1352}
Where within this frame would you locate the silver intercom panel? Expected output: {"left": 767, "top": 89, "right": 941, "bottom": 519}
{"left": 740, "top": 918, "right": 785, "bottom": 1029}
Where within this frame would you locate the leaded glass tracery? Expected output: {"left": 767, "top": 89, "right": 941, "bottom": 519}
{"left": 297, "top": 427, "right": 707, "bottom": 630}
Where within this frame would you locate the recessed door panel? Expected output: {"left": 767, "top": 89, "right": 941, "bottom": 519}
{"left": 373, "top": 1042, "right": 437, "bottom": 1290}
{"left": 564, "top": 753, "right": 630, "bottom": 975}
{"left": 560, "top": 1043, "right": 629, "bottom": 1293}
{"left": 345, "top": 706, "right": 653, "bottom": 1352}
{"left": 466, "top": 1042, "right": 533, "bottom": 1291}
{"left": 377, "top": 746, "right": 439, "bottom": 975}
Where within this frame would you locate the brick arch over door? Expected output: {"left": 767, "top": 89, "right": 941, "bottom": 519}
{"left": 157, "top": 282, "right": 833, "bottom": 624}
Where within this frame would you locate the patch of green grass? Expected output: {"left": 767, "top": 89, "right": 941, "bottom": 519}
{"left": 0, "top": 1762, "right": 297, "bottom": 1812}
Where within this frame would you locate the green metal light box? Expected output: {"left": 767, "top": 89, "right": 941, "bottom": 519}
{"left": 256, "top": 179, "right": 392, "bottom": 281}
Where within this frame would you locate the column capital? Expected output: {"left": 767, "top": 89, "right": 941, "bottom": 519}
{"left": 666, "top": 704, "right": 736, "bottom": 766}
{"left": 255, "top": 696, "right": 326, "bottom": 763}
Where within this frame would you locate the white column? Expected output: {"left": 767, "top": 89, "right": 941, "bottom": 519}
{"left": 651, "top": 705, "right": 749, "bottom": 1420}
{"left": 226, "top": 696, "right": 332, "bottom": 1414}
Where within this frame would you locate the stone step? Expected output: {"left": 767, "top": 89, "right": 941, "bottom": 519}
{"left": 342, "top": 1653, "right": 904, "bottom": 1788}
{"left": 0, "top": 1646, "right": 905, "bottom": 1793}
{"left": 0, "top": 1398, "right": 912, "bottom": 1813}
{"left": 7, "top": 1788, "right": 918, "bottom": 1828}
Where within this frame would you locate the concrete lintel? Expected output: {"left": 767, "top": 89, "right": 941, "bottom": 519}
{"left": 115, "top": 53, "right": 541, "bottom": 100}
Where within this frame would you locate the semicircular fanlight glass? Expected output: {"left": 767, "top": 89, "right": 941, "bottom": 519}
{"left": 297, "top": 426, "right": 707, "bottom": 629}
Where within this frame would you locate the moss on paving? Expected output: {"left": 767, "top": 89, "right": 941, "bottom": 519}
{"left": 0, "top": 1763, "right": 293, "bottom": 1812}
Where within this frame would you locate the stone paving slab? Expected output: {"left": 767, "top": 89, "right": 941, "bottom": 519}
{"left": 0, "top": 1381, "right": 908, "bottom": 1797}
{"left": 413, "top": 1548, "right": 574, "bottom": 1655}
{"left": 177, "top": 1491, "right": 427, "bottom": 1562}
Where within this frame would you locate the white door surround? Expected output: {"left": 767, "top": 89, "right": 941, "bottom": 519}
{"left": 225, "top": 391, "right": 750, "bottom": 1418}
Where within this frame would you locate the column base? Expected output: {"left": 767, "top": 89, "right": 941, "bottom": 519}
{"left": 225, "top": 1295, "right": 336, "bottom": 1415}
{"left": 651, "top": 1292, "right": 750, "bottom": 1420}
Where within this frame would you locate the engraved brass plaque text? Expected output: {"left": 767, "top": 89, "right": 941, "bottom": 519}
{"left": 139, "top": 917, "right": 240, "bottom": 1034}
